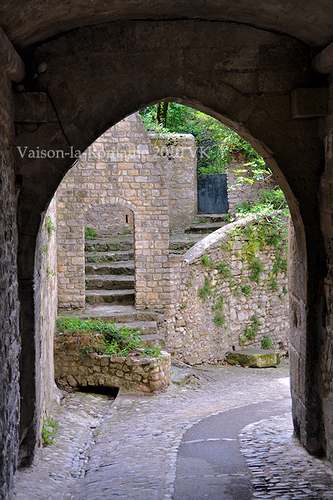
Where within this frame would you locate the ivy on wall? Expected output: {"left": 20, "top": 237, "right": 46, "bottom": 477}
{"left": 195, "top": 211, "right": 288, "bottom": 347}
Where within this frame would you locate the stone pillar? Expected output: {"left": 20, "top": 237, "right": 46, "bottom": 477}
{"left": 320, "top": 77, "right": 333, "bottom": 461}
{"left": 150, "top": 134, "right": 197, "bottom": 232}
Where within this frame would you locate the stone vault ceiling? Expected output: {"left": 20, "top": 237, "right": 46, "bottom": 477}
{"left": 1, "top": 0, "right": 333, "bottom": 49}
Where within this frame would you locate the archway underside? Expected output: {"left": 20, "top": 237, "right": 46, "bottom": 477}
{"left": 14, "top": 19, "right": 329, "bottom": 463}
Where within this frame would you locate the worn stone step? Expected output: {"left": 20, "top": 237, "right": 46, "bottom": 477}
{"left": 59, "top": 304, "right": 159, "bottom": 322}
{"left": 194, "top": 214, "right": 229, "bottom": 223}
{"left": 115, "top": 321, "right": 158, "bottom": 335}
{"left": 85, "top": 237, "right": 134, "bottom": 253}
{"left": 86, "top": 289, "right": 134, "bottom": 305}
{"left": 139, "top": 333, "right": 165, "bottom": 349}
{"left": 85, "top": 275, "right": 134, "bottom": 290}
{"left": 85, "top": 261, "right": 134, "bottom": 276}
{"left": 185, "top": 222, "right": 228, "bottom": 233}
{"left": 85, "top": 250, "right": 134, "bottom": 263}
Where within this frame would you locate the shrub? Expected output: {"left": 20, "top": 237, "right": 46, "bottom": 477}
{"left": 55, "top": 317, "right": 161, "bottom": 358}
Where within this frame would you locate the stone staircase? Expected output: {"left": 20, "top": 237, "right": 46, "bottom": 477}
{"left": 81, "top": 235, "right": 164, "bottom": 348}
{"left": 63, "top": 215, "right": 228, "bottom": 348}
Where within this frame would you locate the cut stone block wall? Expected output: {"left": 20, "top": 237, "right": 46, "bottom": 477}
{"left": 34, "top": 196, "right": 59, "bottom": 434}
{"left": 54, "top": 347, "right": 171, "bottom": 394}
{"left": 150, "top": 134, "right": 197, "bottom": 232}
{"left": 227, "top": 154, "right": 276, "bottom": 214}
{"left": 163, "top": 215, "right": 289, "bottom": 364}
{"left": 85, "top": 205, "right": 134, "bottom": 237}
{"left": 56, "top": 113, "right": 171, "bottom": 310}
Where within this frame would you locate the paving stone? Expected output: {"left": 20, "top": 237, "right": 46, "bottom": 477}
{"left": 13, "top": 362, "right": 333, "bottom": 499}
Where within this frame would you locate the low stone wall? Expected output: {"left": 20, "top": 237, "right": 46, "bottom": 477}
{"left": 163, "top": 215, "right": 289, "bottom": 364}
{"left": 54, "top": 348, "right": 171, "bottom": 394}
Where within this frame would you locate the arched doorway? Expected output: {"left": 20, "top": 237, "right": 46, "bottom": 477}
{"left": 16, "top": 20, "right": 326, "bottom": 465}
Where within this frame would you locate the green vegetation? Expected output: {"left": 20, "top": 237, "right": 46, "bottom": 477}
{"left": 213, "top": 312, "right": 226, "bottom": 326}
{"left": 85, "top": 227, "right": 97, "bottom": 240}
{"left": 140, "top": 102, "right": 267, "bottom": 175}
{"left": 261, "top": 334, "right": 274, "bottom": 350}
{"left": 45, "top": 215, "right": 56, "bottom": 238}
{"left": 46, "top": 265, "right": 56, "bottom": 280}
{"left": 42, "top": 412, "right": 58, "bottom": 446}
{"left": 215, "top": 259, "right": 232, "bottom": 278}
{"left": 201, "top": 254, "right": 215, "bottom": 268}
{"left": 241, "top": 284, "right": 252, "bottom": 297}
{"left": 55, "top": 317, "right": 161, "bottom": 358}
{"left": 42, "top": 244, "right": 48, "bottom": 258}
{"left": 198, "top": 276, "right": 212, "bottom": 301}
{"left": 240, "top": 314, "right": 262, "bottom": 345}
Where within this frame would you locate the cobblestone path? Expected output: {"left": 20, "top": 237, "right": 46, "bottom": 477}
{"left": 13, "top": 362, "right": 333, "bottom": 499}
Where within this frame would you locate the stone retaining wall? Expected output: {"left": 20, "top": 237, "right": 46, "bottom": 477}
{"left": 163, "top": 215, "right": 289, "bottom": 364}
{"left": 54, "top": 348, "right": 171, "bottom": 394}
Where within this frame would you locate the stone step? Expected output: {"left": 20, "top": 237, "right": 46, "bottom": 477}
{"left": 85, "top": 237, "right": 134, "bottom": 253}
{"left": 86, "top": 289, "right": 134, "bottom": 305}
{"left": 194, "top": 213, "right": 229, "bottom": 223}
{"left": 85, "top": 261, "right": 134, "bottom": 276}
{"left": 85, "top": 275, "right": 134, "bottom": 290}
{"left": 139, "top": 333, "right": 165, "bottom": 349}
{"left": 115, "top": 321, "right": 158, "bottom": 336}
{"left": 59, "top": 304, "right": 159, "bottom": 322}
{"left": 85, "top": 250, "right": 134, "bottom": 263}
{"left": 185, "top": 221, "right": 228, "bottom": 233}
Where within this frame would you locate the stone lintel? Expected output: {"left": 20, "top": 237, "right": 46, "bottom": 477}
{"left": 313, "top": 43, "right": 333, "bottom": 74}
{"left": 291, "top": 88, "right": 328, "bottom": 119}
{"left": 0, "top": 27, "right": 25, "bottom": 81}
{"left": 14, "top": 92, "right": 48, "bottom": 123}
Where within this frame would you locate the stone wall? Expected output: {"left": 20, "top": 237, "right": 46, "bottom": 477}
{"left": 163, "top": 215, "right": 289, "bottom": 364}
{"left": 56, "top": 113, "right": 171, "bottom": 310}
{"left": 150, "top": 134, "right": 197, "bottom": 232}
{"left": 54, "top": 347, "right": 171, "bottom": 394}
{"left": 34, "top": 197, "right": 59, "bottom": 432}
{"left": 0, "top": 75, "right": 20, "bottom": 498}
{"left": 227, "top": 154, "right": 276, "bottom": 214}
{"left": 85, "top": 205, "right": 134, "bottom": 237}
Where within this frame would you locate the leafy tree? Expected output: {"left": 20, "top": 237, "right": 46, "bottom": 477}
{"left": 140, "top": 102, "right": 268, "bottom": 176}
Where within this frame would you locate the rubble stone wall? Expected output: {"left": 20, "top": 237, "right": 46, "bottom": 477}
{"left": 54, "top": 348, "right": 171, "bottom": 394}
{"left": 163, "top": 216, "right": 289, "bottom": 364}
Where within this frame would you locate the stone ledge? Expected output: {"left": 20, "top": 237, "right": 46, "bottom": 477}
{"left": 226, "top": 349, "right": 281, "bottom": 368}
{"left": 55, "top": 349, "right": 171, "bottom": 394}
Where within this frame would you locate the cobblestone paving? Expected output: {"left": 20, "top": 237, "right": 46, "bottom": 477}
{"left": 13, "top": 362, "right": 333, "bottom": 499}
{"left": 240, "top": 413, "right": 333, "bottom": 499}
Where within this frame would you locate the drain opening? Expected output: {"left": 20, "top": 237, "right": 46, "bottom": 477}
{"left": 78, "top": 385, "right": 119, "bottom": 399}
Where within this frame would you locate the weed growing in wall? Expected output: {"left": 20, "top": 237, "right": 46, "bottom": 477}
{"left": 261, "top": 334, "right": 274, "bottom": 349}
{"left": 45, "top": 215, "right": 56, "bottom": 238}
{"left": 42, "top": 411, "right": 58, "bottom": 446}
{"left": 85, "top": 227, "right": 97, "bottom": 240}
{"left": 198, "top": 276, "right": 213, "bottom": 300}
{"left": 194, "top": 211, "right": 288, "bottom": 346}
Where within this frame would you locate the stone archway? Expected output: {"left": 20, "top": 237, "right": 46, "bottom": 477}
{"left": 15, "top": 20, "right": 327, "bottom": 464}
